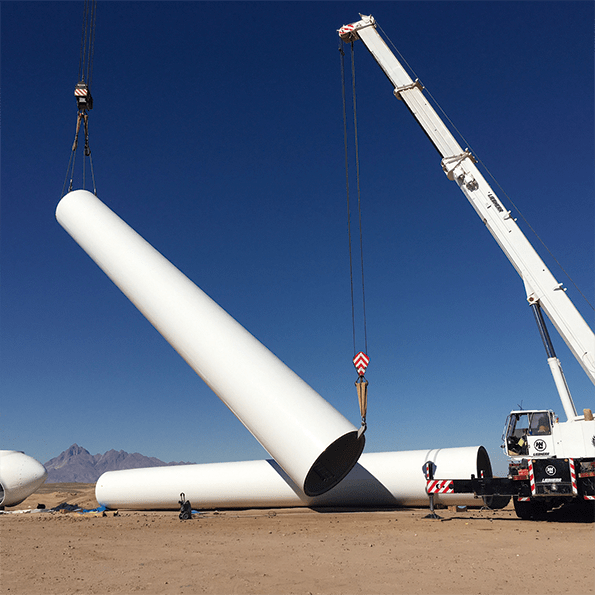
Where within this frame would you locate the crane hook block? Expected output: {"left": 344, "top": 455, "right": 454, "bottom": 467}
{"left": 353, "top": 351, "right": 369, "bottom": 376}
{"left": 75, "top": 81, "right": 93, "bottom": 111}
{"left": 353, "top": 352, "right": 369, "bottom": 433}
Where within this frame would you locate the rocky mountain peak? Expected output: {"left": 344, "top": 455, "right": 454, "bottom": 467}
{"left": 44, "top": 444, "right": 193, "bottom": 483}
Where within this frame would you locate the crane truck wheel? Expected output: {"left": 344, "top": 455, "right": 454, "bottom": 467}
{"left": 483, "top": 494, "right": 511, "bottom": 509}
{"left": 513, "top": 497, "right": 547, "bottom": 520}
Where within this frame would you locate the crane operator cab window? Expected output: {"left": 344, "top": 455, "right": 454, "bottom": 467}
{"left": 529, "top": 412, "right": 552, "bottom": 436}
{"left": 505, "top": 411, "right": 552, "bottom": 456}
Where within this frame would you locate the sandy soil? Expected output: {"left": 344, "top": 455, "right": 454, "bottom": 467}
{"left": 2, "top": 483, "right": 594, "bottom": 595}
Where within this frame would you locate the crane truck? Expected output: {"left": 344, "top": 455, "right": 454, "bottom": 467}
{"left": 338, "top": 15, "right": 595, "bottom": 518}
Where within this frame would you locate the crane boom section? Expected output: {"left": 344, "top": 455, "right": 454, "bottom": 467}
{"left": 339, "top": 16, "right": 595, "bottom": 387}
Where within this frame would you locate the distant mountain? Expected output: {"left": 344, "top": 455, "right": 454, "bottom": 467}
{"left": 44, "top": 444, "right": 194, "bottom": 483}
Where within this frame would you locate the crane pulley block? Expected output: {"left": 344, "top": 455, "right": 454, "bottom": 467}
{"left": 75, "top": 81, "right": 93, "bottom": 111}
{"left": 353, "top": 351, "right": 369, "bottom": 376}
{"left": 353, "top": 352, "right": 369, "bottom": 434}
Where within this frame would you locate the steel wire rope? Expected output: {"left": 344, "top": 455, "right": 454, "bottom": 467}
{"left": 340, "top": 41, "right": 369, "bottom": 358}
{"left": 377, "top": 23, "right": 593, "bottom": 312}
{"left": 82, "top": 143, "right": 86, "bottom": 189}
{"left": 339, "top": 42, "right": 357, "bottom": 357}
{"left": 85, "top": 0, "right": 97, "bottom": 89}
{"left": 61, "top": 142, "right": 77, "bottom": 198}
{"left": 62, "top": 0, "right": 98, "bottom": 198}
{"left": 85, "top": 0, "right": 97, "bottom": 195}
{"left": 77, "top": 1, "right": 87, "bottom": 83}
{"left": 350, "top": 42, "right": 369, "bottom": 357}
{"left": 78, "top": 0, "right": 96, "bottom": 87}
{"left": 89, "top": 152, "right": 97, "bottom": 195}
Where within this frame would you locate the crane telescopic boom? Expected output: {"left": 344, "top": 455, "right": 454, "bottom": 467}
{"left": 338, "top": 15, "right": 595, "bottom": 420}
{"left": 338, "top": 13, "right": 595, "bottom": 518}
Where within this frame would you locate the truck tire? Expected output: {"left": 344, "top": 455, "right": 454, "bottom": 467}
{"left": 513, "top": 497, "right": 547, "bottom": 520}
{"left": 484, "top": 494, "right": 511, "bottom": 510}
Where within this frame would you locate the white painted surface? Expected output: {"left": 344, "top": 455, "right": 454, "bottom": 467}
{"left": 56, "top": 190, "right": 363, "bottom": 496}
{"left": 0, "top": 450, "right": 48, "bottom": 507}
{"left": 96, "top": 446, "right": 490, "bottom": 509}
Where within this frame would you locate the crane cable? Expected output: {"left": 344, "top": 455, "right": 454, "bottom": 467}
{"left": 375, "top": 23, "right": 593, "bottom": 313}
{"left": 340, "top": 40, "right": 368, "bottom": 434}
{"left": 77, "top": 0, "right": 97, "bottom": 89}
{"left": 61, "top": 0, "right": 97, "bottom": 198}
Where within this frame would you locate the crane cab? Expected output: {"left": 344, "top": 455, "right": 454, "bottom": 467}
{"left": 503, "top": 410, "right": 556, "bottom": 459}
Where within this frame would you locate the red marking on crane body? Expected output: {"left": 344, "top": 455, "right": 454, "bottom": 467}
{"left": 426, "top": 480, "right": 454, "bottom": 494}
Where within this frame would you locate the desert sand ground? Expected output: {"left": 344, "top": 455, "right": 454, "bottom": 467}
{"left": 2, "top": 483, "right": 594, "bottom": 595}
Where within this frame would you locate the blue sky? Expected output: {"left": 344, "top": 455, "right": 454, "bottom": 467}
{"left": 2, "top": 1, "right": 593, "bottom": 476}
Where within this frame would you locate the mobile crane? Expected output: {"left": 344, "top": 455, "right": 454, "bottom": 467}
{"left": 338, "top": 15, "right": 595, "bottom": 518}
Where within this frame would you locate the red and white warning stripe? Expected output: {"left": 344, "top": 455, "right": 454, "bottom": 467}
{"left": 74, "top": 88, "right": 88, "bottom": 96}
{"left": 569, "top": 459, "right": 578, "bottom": 495}
{"left": 517, "top": 497, "right": 531, "bottom": 502}
{"left": 584, "top": 495, "right": 595, "bottom": 501}
{"left": 528, "top": 460, "right": 536, "bottom": 495}
{"left": 353, "top": 351, "right": 370, "bottom": 376}
{"left": 338, "top": 24, "right": 356, "bottom": 37}
{"left": 426, "top": 480, "right": 454, "bottom": 494}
